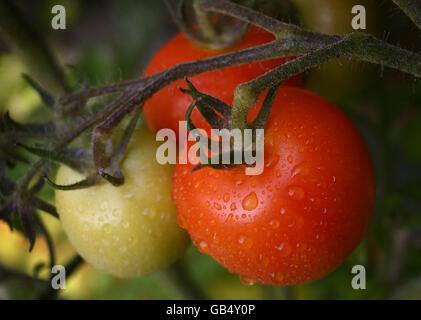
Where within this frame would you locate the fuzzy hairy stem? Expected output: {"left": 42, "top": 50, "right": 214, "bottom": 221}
{"left": 231, "top": 32, "right": 421, "bottom": 130}
{"left": 392, "top": 0, "right": 421, "bottom": 31}
{"left": 193, "top": 0, "right": 218, "bottom": 40}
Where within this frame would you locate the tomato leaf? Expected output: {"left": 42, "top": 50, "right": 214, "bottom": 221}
{"left": 16, "top": 143, "right": 92, "bottom": 173}
{"left": 45, "top": 173, "right": 100, "bottom": 191}
{"left": 17, "top": 200, "right": 36, "bottom": 251}
{"left": 22, "top": 74, "right": 56, "bottom": 109}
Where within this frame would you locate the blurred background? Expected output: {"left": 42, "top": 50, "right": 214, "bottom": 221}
{"left": 1, "top": 0, "right": 421, "bottom": 299}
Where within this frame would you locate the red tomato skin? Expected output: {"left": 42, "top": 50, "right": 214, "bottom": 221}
{"left": 172, "top": 87, "right": 375, "bottom": 285}
{"left": 143, "top": 26, "right": 302, "bottom": 136}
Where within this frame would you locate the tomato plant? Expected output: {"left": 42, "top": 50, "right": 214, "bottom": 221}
{"left": 55, "top": 129, "right": 190, "bottom": 278}
{"left": 172, "top": 87, "right": 375, "bottom": 285}
{"left": 142, "top": 25, "right": 302, "bottom": 137}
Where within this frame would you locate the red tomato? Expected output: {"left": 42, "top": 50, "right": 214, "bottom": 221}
{"left": 143, "top": 26, "right": 302, "bottom": 136}
{"left": 172, "top": 87, "right": 375, "bottom": 285}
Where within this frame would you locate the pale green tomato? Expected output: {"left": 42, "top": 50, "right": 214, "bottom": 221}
{"left": 55, "top": 129, "right": 190, "bottom": 278}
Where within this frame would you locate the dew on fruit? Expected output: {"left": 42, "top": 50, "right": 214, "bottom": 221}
{"left": 199, "top": 241, "right": 209, "bottom": 252}
{"left": 223, "top": 193, "right": 230, "bottom": 203}
{"left": 240, "top": 275, "right": 255, "bottom": 286}
{"left": 103, "top": 224, "right": 112, "bottom": 234}
{"left": 238, "top": 235, "right": 253, "bottom": 248}
{"left": 225, "top": 213, "right": 234, "bottom": 223}
{"left": 112, "top": 208, "right": 120, "bottom": 218}
{"left": 269, "top": 219, "right": 280, "bottom": 229}
{"left": 123, "top": 193, "right": 134, "bottom": 199}
{"left": 213, "top": 202, "right": 222, "bottom": 210}
{"left": 122, "top": 221, "right": 129, "bottom": 229}
{"left": 287, "top": 155, "right": 293, "bottom": 164}
{"left": 242, "top": 192, "right": 258, "bottom": 211}
{"left": 99, "top": 201, "right": 109, "bottom": 210}
{"left": 276, "top": 242, "right": 292, "bottom": 257}
{"left": 288, "top": 186, "right": 305, "bottom": 200}
{"left": 291, "top": 162, "right": 310, "bottom": 177}
{"left": 280, "top": 208, "right": 286, "bottom": 215}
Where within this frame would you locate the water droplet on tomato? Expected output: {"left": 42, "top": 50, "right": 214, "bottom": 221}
{"left": 223, "top": 193, "right": 230, "bottom": 203}
{"left": 99, "top": 201, "right": 108, "bottom": 210}
{"left": 199, "top": 241, "right": 208, "bottom": 252}
{"left": 269, "top": 219, "right": 280, "bottom": 229}
{"left": 238, "top": 235, "right": 253, "bottom": 248}
{"left": 276, "top": 242, "right": 292, "bottom": 257}
{"left": 230, "top": 203, "right": 237, "bottom": 211}
{"left": 213, "top": 202, "right": 222, "bottom": 210}
{"left": 288, "top": 186, "right": 305, "bottom": 200}
{"left": 242, "top": 192, "right": 258, "bottom": 211}
{"left": 287, "top": 155, "right": 293, "bottom": 164}
{"left": 240, "top": 275, "right": 255, "bottom": 286}
{"left": 266, "top": 155, "right": 280, "bottom": 168}
{"left": 103, "top": 224, "right": 111, "bottom": 234}
{"left": 225, "top": 213, "right": 234, "bottom": 223}
{"left": 291, "top": 162, "right": 310, "bottom": 177}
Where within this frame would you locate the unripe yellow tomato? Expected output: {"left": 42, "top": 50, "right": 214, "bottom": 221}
{"left": 55, "top": 129, "right": 190, "bottom": 278}
{"left": 292, "top": 0, "right": 384, "bottom": 101}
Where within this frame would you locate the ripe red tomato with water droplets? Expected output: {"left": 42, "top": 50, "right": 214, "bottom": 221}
{"left": 143, "top": 26, "right": 302, "bottom": 138}
{"left": 172, "top": 87, "right": 375, "bottom": 285}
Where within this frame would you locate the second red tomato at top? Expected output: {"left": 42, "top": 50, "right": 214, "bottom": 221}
{"left": 142, "top": 26, "right": 302, "bottom": 136}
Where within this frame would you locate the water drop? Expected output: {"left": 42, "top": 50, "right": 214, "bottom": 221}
{"left": 240, "top": 275, "right": 255, "bottom": 286}
{"left": 276, "top": 242, "right": 292, "bottom": 257}
{"left": 103, "top": 224, "right": 111, "bottom": 234}
{"left": 291, "top": 162, "right": 310, "bottom": 177}
{"left": 199, "top": 241, "right": 208, "bottom": 252}
{"left": 269, "top": 220, "right": 280, "bottom": 229}
{"left": 242, "top": 192, "right": 258, "bottom": 211}
{"left": 213, "top": 202, "right": 222, "bottom": 210}
{"left": 99, "top": 201, "right": 108, "bottom": 210}
{"left": 223, "top": 193, "right": 230, "bottom": 203}
{"left": 288, "top": 186, "right": 305, "bottom": 200}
